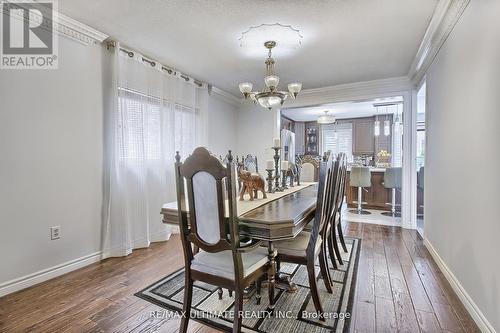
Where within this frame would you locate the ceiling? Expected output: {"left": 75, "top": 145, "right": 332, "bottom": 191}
{"left": 59, "top": 0, "right": 438, "bottom": 96}
{"left": 282, "top": 97, "right": 403, "bottom": 121}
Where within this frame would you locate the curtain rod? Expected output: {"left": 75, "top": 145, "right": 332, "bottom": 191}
{"left": 117, "top": 47, "right": 203, "bottom": 87}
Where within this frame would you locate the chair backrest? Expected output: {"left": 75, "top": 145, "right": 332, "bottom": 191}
{"left": 350, "top": 166, "right": 371, "bottom": 188}
{"left": 307, "top": 153, "right": 338, "bottom": 257}
{"left": 384, "top": 167, "right": 402, "bottom": 189}
{"left": 175, "top": 147, "right": 241, "bottom": 259}
{"left": 332, "top": 153, "right": 347, "bottom": 219}
{"left": 298, "top": 155, "right": 320, "bottom": 182}
{"left": 243, "top": 154, "right": 258, "bottom": 173}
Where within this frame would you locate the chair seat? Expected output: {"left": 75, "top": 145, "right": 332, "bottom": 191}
{"left": 274, "top": 231, "right": 322, "bottom": 258}
{"left": 191, "top": 247, "right": 270, "bottom": 279}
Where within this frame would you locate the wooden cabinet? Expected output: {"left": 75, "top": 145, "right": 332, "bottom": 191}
{"left": 305, "top": 122, "right": 319, "bottom": 155}
{"left": 353, "top": 118, "right": 375, "bottom": 154}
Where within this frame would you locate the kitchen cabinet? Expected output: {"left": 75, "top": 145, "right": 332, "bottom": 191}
{"left": 353, "top": 118, "right": 375, "bottom": 154}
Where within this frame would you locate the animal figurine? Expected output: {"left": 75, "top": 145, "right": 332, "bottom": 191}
{"left": 239, "top": 170, "right": 267, "bottom": 201}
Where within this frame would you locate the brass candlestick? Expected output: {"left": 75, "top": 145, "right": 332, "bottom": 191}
{"left": 266, "top": 169, "right": 274, "bottom": 193}
{"left": 272, "top": 147, "right": 282, "bottom": 191}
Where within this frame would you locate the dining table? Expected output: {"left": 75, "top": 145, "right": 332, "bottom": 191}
{"left": 161, "top": 182, "right": 318, "bottom": 296}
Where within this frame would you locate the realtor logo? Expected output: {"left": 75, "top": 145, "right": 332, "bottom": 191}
{"left": 1, "top": 0, "right": 58, "bottom": 69}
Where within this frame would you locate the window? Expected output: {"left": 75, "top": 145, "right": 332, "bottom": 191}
{"left": 117, "top": 87, "right": 197, "bottom": 161}
{"left": 321, "top": 123, "right": 353, "bottom": 161}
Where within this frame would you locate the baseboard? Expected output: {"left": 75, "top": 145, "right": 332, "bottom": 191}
{"left": 0, "top": 251, "right": 102, "bottom": 298}
{"left": 423, "top": 239, "right": 496, "bottom": 333}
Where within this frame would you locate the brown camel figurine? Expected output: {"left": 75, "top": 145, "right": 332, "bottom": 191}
{"left": 239, "top": 170, "right": 267, "bottom": 201}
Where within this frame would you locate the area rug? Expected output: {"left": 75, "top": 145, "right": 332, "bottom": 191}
{"left": 136, "top": 238, "right": 360, "bottom": 333}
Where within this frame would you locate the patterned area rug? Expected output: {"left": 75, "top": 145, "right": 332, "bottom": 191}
{"left": 136, "top": 238, "right": 360, "bottom": 333}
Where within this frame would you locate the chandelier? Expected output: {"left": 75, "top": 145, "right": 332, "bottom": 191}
{"left": 239, "top": 41, "right": 302, "bottom": 110}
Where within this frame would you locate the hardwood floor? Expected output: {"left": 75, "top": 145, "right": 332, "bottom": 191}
{"left": 0, "top": 222, "right": 480, "bottom": 333}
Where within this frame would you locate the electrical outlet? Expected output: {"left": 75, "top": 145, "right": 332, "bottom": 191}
{"left": 50, "top": 226, "right": 61, "bottom": 240}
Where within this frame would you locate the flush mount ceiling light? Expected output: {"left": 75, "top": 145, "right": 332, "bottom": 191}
{"left": 239, "top": 40, "right": 302, "bottom": 110}
{"left": 317, "top": 111, "right": 336, "bottom": 124}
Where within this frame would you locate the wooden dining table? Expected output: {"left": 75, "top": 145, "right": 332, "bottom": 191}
{"left": 161, "top": 183, "right": 318, "bottom": 295}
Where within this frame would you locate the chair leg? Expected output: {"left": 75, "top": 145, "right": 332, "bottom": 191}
{"left": 318, "top": 248, "right": 333, "bottom": 294}
{"left": 256, "top": 278, "right": 262, "bottom": 305}
{"left": 228, "top": 289, "right": 233, "bottom": 297}
{"left": 332, "top": 235, "right": 344, "bottom": 265}
{"left": 217, "top": 287, "right": 223, "bottom": 300}
{"left": 179, "top": 274, "right": 193, "bottom": 333}
{"left": 232, "top": 288, "right": 243, "bottom": 333}
{"left": 327, "top": 231, "right": 338, "bottom": 270}
{"left": 307, "top": 261, "right": 325, "bottom": 321}
{"left": 337, "top": 220, "right": 348, "bottom": 253}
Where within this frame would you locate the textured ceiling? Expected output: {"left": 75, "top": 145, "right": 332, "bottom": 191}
{"left": 59, "top": 0, "right": 438, "bottom": 96}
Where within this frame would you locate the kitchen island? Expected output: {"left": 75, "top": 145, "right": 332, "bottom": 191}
{"left": 345, "top": 167, "right": 401, "bottom": 211}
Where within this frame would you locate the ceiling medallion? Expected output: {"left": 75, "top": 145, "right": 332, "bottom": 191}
{"left": 238, "top": 23, "right": 303, "bottom": 50}
{"left": 239, "top": 40, "right": 302, "bottom": 110}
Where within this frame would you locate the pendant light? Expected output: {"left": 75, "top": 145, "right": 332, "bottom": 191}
{"left": 384, "top": 106, "right": 391, "bottom": 136}
{"left": 374, "top": 107, "right": 380, "bottom": 137}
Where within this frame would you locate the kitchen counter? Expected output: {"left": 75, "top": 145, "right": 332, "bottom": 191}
{"left": 345, "top": 168, "right": 401, "bottom": 211}
{"left": 347, "top": 166, "right": 387, "bottom": 172}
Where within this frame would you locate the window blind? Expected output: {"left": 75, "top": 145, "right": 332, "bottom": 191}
{"left": 321, "top": 123, "right": 353, "bottom": 161}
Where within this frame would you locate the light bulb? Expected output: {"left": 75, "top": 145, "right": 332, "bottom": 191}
{"left": 238, "top": 82, "right": 253, "bottom": 98}
{"left": 374, "top": 120, "right": 380, "bottom": 136}
{"left": 288, "top": 82, "right": 302, "bottom": 98}
{"left": 264, "top": 75, "right": 279, "bottom": 90}
{"left": 258, "top": 96, "right": 282, "bottom": 110}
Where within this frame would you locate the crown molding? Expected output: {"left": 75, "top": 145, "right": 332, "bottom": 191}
{"left": 8, "top": 1, "right": 108, "bottom": 45}
{"left": 408, "top": 0, "right": 471, "bottom": 85}
{"left": 55, "top": 11, "right": 108, "bottom": 44}
{"left": 209, "top": 86, "right": 242, "bottom": 107}
{"left": 283, "top": 77, "right": 412, "bottom": 108}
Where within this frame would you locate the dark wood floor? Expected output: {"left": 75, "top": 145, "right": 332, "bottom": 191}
{"left": 0, "top": 222, "right": 480, "bottom": 333}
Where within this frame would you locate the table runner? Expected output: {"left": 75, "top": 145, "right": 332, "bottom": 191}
{"left": 161, "top": 182, "right": 315, "bottom": 223}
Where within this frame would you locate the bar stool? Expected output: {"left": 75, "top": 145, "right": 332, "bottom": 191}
{"left": 382, "top": 167, "right": 402, "bottom": 217}
{"left": 349, "top": 167, "right": 372, "bottom": 215}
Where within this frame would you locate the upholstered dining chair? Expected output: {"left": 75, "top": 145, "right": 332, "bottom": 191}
{"left": 175, "top": 147, "right": 274, "bottom": 333}
{"left": 327, "top": 153, "right": 348, "bottom": 270}
{"left": 298, "top": 155, "right": 320, "bottom": 182}
{"left": 243, "top": 154, "right": 258, "bottom": 173}
{"left": 273, "top": 153, "right": 337, "bottom": 320}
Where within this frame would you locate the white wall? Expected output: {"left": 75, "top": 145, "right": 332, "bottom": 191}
{"left": 235, "top": 103, "right": 280, "bottom": 173}
{"left": 425, "top": 0, "right": 500, "bottom": 331}
{"left": 207, "top": 94, "right": 238, "bottom": 157}
{"left": 0, "top": 37, "right": 104, "bottom": 293}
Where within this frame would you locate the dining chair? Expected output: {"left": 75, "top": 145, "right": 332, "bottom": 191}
{"left": 335, "top": 156, "right": 349, "bottom": 254}
{"left": 327, "top": 153, "right": 348, "bottom": 269}
{"left": 273, "top": 153, "right": 337, "bottom": 320}
{"left": 298, "top": 155, "right": 319, "bottom": 182}
{"left": 243, "top": 154, "right": 259, "bottom": 173}
{"left": 175, "top": 147, "right": 274, "bottom": 333}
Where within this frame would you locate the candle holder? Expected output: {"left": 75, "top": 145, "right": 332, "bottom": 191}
{"left": 272, "top": 147, "right": 282, "bottom": 192}
{"left": 281, "top": 170, "right": 288, "bottom": 190}
{"left": 265, "top": 169, "right": 274, "bottom": 193}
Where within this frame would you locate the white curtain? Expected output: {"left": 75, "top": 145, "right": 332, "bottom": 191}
{"left": 102, "top": 44, "right": 208, "bottom": 258}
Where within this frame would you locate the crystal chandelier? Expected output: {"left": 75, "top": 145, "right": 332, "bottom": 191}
{"left": 239, "top": 41, "right": 302, "bottom": 110}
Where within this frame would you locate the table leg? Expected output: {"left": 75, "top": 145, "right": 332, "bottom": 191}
{"left": 267, "top": 242, "right": 276, "bottom": 311}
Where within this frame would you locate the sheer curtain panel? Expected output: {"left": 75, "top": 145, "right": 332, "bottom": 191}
{"left": 102, "top": 45, "right": 208, "bottom": 258}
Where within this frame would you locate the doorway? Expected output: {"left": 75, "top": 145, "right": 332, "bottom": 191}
{"left": 416, "top": 81, "right": 426, "bottom": 235}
